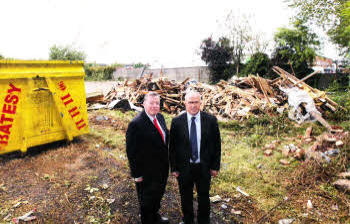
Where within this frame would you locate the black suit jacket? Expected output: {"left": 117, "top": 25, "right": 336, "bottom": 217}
{"left": 126, "top": 110, "right": 169, "bottom": 179}
{"left": 169, "top": 111, "right": 221, "bottom": 174}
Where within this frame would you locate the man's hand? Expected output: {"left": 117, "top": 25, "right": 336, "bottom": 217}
{"left": 134, "top": 177, "right": 143, "bottom": 182}
{"left": 210, "top": 170, "right": 218, "bottom": 177}
{"left": 172, "top": 172, "right": 179, "bottom": 178}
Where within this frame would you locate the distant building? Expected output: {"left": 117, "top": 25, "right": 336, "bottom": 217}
{"left": 312, "top": 56, "right": 336, "bottom": 73}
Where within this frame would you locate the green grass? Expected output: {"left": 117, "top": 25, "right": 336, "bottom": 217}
{"left": 88, "top": 110, "right": 305, "bottom": 212}
{"left": 87, "top": 96, "right": 350, "bottom": 221}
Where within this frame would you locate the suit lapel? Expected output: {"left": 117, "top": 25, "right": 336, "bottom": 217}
{"left": 200, "top": 112, "right": 207, "bottom": 152}
{"left": 141, "top": 110, "right": 155, "bottom": 130}
{"left": 181, "top": 112, "right": 190, "bottom": 144}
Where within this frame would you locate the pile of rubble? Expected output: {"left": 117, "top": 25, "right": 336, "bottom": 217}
{"left": 262, "top": 125, "right": 348, "bottom": 164}
{"left": 87, "top": 66, "right": 339, "bottom": 125}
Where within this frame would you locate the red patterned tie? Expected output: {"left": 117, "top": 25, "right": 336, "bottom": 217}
{"left": 153, "top": 118, "right": 165, "bottom": 143}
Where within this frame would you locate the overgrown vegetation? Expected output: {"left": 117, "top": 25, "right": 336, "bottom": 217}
{"left": 271, "top": 20, "right": 320, "bottom": 79}
{"left": 287, "top": 0, "right": 350, "bottom": 57}
{"left": 325, "top": 85, "right": 350, "bottom": 131}
{"left": 49, "top": 45, "right": 86, "bottom": 61}
{"left": 84, "top": 63, "right": 122, "bottom": 81}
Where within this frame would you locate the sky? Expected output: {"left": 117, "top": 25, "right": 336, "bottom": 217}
{"left": 0, "top": 0, "right": 339, "bottom": 68}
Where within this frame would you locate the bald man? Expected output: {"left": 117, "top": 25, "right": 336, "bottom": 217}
{"left": 169, "top": 91, "right": 221, "bottom": 224}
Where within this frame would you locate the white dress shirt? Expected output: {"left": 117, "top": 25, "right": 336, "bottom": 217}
{"left": 187, "top": 112, "right": 201, "bottom": 163}
{"left": 145, "top": 111, "right": 166, "bottom": 141}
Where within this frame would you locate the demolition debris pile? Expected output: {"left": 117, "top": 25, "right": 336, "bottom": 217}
{"left": 87, "top": 66, "right": 339, "bottom": 123}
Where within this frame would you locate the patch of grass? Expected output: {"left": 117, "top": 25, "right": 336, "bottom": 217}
{"left": 212, "top": 128, "right": 291, "bottom": 211}
{"left": 87, "top": 106, "right": 349, "bottom": 222}
{"left": 325, "top": 88, "right": 350, "bottom": 130}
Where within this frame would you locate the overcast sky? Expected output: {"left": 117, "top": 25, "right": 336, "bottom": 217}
{"left": 0, "top": 0, "right": 339, "bottom": 68}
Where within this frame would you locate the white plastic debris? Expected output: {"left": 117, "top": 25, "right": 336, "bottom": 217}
{"left": 237, "top": 107, "right": 251, "bottom": 117}
{"left": 231, "top": 209, "right": 242, "bottom": 215}
{"left": 278, "top": 218, "right": 295, "bottom": 224}
{"left": 209, "top": 195, "right": 222, "bottom": 203}
{"left": 280, "top": 87, "right": 321, "bottom": 124}
{"left": 236, "top": 186, "right": 249, "bottom": 197}
{"left": 307, "top": 200, "right": 313, "bottom": 209}
{"left": 12, "top": 209, "right": 36, "bottom": 223}
{"left": 107, "top": 198, "right": 115, "bottom": 204}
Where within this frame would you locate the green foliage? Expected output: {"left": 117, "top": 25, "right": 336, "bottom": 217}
{"left": 84, "top": 63, "right": 122, "bottom": 81}
{"left": 219, "top": 113, "right": 296, "bottom": 138}
{"left": 242, "top": 52, "right": 272, "bottom": 77}
{"left": 133, "top": 63, "right": 149, "bottom": 69}
{"left": 0, "top": 54, "right": 3, "bottom": 59}
{"left": 49, "top": 45, "right": 86, "bottom": 61}
{"left": 325, "top": 87, "right": 350, "bottom": 124}
{"left": 329, "top": 1, "right": 350, "bottom": 57}
{"left": 272, "top": 21, "right": 320, "bottom": 78}
{"left": 287, "top": 0, "right": 350, "bottom": 57}
{"left": 200, "top": 37, "right": 234, "bottom": 83}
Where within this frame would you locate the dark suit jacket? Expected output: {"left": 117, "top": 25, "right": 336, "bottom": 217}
{"left": 169, "top": 111, "right": 221, "bottom": 175}
{"left": 126, "top": 110, "right": 169, "bottom": 179}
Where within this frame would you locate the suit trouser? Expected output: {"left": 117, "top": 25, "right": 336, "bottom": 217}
{"left": 178, "top": 163, "right": 211, "bottom": 224}
{"left": 136, "top": 174, "right": 168, "bottom": 224}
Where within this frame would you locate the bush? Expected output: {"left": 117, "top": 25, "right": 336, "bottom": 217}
{"left": 49, "top": 45, "right": 86, "bottom": 61}
{"left": 84, "top": 63, "right": 122, "bottom": 81}
{"left": 242, "top": 52, "right": 272, "bottom": 77}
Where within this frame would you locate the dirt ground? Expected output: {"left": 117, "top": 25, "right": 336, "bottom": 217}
{"left": 0, "top": 112, "right": 249, "bottom": 224}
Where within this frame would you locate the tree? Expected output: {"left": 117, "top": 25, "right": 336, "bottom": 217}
{"left": 271, "top": 21, "right": 320, "bottom": 78}
{"left": 49, "top": 45, "right": 86, "bottom": 61}
{"left": 200, "top": 37, "right": 233, "bottom": 83}
{"left": 0, "top": 54, "right": 3, "bottom": 59}
{"left": 287, "top": 0, "right": 350, "bottom": 56}
{"left": 243, "top": 52, "right": 271, "bottom": 77}
{"left": 223, "top": 12, "right": 254, "bottom": 75}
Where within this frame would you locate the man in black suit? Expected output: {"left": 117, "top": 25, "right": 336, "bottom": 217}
{"left": 170, "top": 90, "right": 221, "bottom": 224}
{"left": 126, "top": 92, "right": 169, "bottom": 224}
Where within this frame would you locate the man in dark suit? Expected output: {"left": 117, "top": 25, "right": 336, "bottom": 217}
{"left": 126, "top": 92, "right": 169, "bottom": 224}
{"left": 170, "top": 90, "right": 221, "bottom": 224}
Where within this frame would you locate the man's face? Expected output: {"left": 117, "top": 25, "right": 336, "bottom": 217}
{"left": 185, "top": 94, "right": 201, "bottom": 115}
{"left": 143, "top": 96, "right": 160, "bottom": 117}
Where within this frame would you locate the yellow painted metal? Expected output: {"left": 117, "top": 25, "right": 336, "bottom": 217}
{"left": 0, "top": 60, "right": 89, "bottom": 154}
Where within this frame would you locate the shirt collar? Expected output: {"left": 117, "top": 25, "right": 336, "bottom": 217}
{"left": 187, "top": 112, "right": 200, "bottom": 122}
{"left": 145, "top": 110, "right": 156, "bottom": 121}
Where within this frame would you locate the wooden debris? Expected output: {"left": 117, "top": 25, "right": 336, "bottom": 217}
{"left": 338, "top": 172, "right": 350, "bottom": 179}
{"left": 86, "top": 91, "right": 104, "bottom": 103}
{"left": 92, "top": 67, "right": 338, "bottom": 123}
{"left": 333, "top": 179, "right": 350, "bottom": 193}
{"left": 305, "top": 127, "right": 313, "bottom": 138}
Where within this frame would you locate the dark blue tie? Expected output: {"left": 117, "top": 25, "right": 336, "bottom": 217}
{"left": 190, "top": 116, "right": 198, "bottom": 162}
